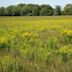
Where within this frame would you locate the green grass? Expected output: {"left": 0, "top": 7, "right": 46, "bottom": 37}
{"left": 0, "top": 16, "right": 72, "bottom": 72}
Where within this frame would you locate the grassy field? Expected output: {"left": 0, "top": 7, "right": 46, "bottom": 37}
{"left": 0, "top": 16, "right": 72, "bottom": 72}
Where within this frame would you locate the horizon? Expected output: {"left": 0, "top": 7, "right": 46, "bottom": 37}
{"left": 0, "top": 0, "right": 72, "bottom": 8}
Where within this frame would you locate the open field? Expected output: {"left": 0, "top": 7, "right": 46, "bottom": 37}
{"left": 0, "top": 16, "right": 72, "bottom": 72}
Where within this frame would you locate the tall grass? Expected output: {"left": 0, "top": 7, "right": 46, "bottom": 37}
{"left": 0, "top": 16, "right": 72, "bottom": 72}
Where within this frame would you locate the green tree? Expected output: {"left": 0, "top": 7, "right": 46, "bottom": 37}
{"left": 32, "top": 5, "right": 40, "bottom": 16}
{"left": 17, "top": 4, "right": 25, "bottom": 8}
{"left": 0, "top": 7, "right": 6, "bottom": 16}
{"left": 54, "top": 5, "right": 61, "bottom": 15}
{"left": 20, "top": 4, "right": 33, "bottom": 16}
{"left": 40, "top": 5, "right": 53, "bottom": 16}
{"left": 40, "top": 5, "right": 48, "bottom": 9}
{"left": 6, "top": 6, "right": 15, "bottom": 16}
{"left": 63, "top": 4, "right": 72, "bottom": 15}
{"left": 20, "top": 5, "right": 27, "bottom": 16}
{"left": 13, "top": 6, "right": 21, "bottom": 16}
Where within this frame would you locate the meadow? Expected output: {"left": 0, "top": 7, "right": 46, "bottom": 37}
{"left": 0, "top": 16, "right": 72, "bottom": 72}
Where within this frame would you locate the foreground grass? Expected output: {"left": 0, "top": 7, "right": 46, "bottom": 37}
{"left": 0, "top": 16, "right": 72, "bottom": 72}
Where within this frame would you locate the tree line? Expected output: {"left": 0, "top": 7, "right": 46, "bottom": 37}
{"left": 0, "top": 3, "right": 72, "bottom": 16}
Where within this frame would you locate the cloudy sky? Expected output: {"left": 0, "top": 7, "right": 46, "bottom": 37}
{"left": 0, "top": 0, "right": 72, "bottom": 8}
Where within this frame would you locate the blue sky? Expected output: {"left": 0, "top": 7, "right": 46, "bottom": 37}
{"left": 0, "top": 0, "right": 72, "bottom": 8}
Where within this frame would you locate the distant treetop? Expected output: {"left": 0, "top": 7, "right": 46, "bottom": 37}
{"left": 0, "top": 3, "right": 72, "bottom": 16}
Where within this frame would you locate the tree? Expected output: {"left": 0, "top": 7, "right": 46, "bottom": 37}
{"left": 20, "top": 4, "right": 33, "bottom": 16}
{"left": 13, "top": 6, "right": 21, "bottom": 16}
{"left": 1, "top": 3, "right": 72, "bottom": 16}
{"left": 63, "top": 4, "right": 72, "bottom": 15}
{"left": 20, "top": 5, "right": 28, "bottom": 16}
{"left": 17, "top": 4, "right": 25, "bottom": 7}
{"left": 54, "top": 5, "right": 61, "bottom": 15}
{"left": 40, "top": 7, "right": 49, "bottom": 16}
{"left": 32, "top": 5, "right": 40, "bottom": 16}
{"left": 0, "top": 7, "right": 6, "bottom": 16}
{"left": 6, "top": 6, "right": 15, "bottom": 16}
{"left": 40, "top": 5, "right": 53, "bottom": 16}
{"left": 40, "top": 5, "right": 48, "bottom": 9}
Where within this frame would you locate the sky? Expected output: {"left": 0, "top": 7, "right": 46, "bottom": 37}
{"left": 0, "top": 0, "right": 72, "bottom": 8}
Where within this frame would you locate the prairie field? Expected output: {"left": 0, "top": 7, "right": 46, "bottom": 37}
{"left": 0, "top": 16, "right": 72, "bottom": 72}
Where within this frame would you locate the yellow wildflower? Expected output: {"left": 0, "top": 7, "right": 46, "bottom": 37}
{"left": 67, "top": 30, "right": 72, "bottom": 35}
{"left": 63, "top": 29, "right": 72, "bottom": 35}
{"left": 0, "top": 36, "right": 8, "bottom": 44}
{"left": 21, "top": 32, "right": 32, "bottom": 37}
{"left": 59, "top": 46, "right": 72, "bottom": 53}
